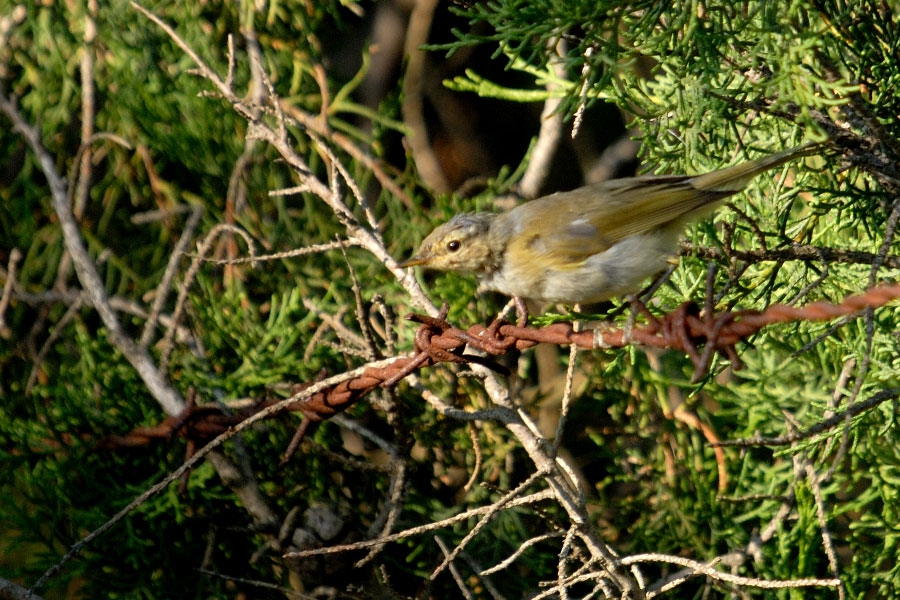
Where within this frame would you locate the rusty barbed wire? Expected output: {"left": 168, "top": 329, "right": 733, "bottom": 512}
{"left": 103, "top": 283, "right": 900, "bottom": 459}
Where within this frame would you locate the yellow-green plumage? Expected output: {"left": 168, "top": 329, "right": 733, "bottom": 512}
{"left": 401, "top": 144, "right": 818, "bottom": 305}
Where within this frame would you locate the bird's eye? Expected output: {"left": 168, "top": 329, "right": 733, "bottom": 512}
{"left": 446, "top": 240, "right": 461, "bottom": 252}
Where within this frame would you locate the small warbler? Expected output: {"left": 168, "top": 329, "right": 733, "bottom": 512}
{"left": 400, "top": 144, "right": 818, "bottom": 307}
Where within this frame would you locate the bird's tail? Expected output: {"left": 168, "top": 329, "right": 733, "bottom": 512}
{"left": 689, "top": 141, "right": 821, "bottom": 193}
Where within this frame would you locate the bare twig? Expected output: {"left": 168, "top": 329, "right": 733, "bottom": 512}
{"left": 803, "top": 461, "right": 846, "bottom": 600}
{"left": 518, "top": 37, "right": 567, "bottom": 199}
{"left": 479, "top": 531, "right": 565, "bottom": 576}
{"left": 26, "top": 300, "right": 83, "bottom": 394}
{"left": 0, "top": 81, "right": 185, "bottom": 417}
{"left": 158, "top": 223, "right": 257, "bottom": 374}
{"left": 434, "top": 536, "right": 476, "bottom": 600}
{"left": 0, "top": 248, "right": 22, "bottom": 337}
{"left": 73, "top": 0, "right": 98, "bottom": 221}
{"left": 714, "top": 388, "right": 899, "bottom": 448}
{"left": 139, "top": 204, "right": 203, "bottom": 347}
{"left": 681, "top": 241, "right": 900, "bottom": 270}
{"left": 0, "top": 6, "right": 27, "bottom": 76}
{"left": 430, "top": 468, "right": 552, "bottom": 582}
{"left": 620, "top": 552, "right": 841, "bottom": 595}
{"left": 134, "top": 2, "right": 435, "bottom": 315}
{"left": 285, "top": 489, "right": 556, "bottom": 559}
{"left": 0, "top": 575, "right": 46, "bottom": 600}
{"left": 30, "top": 357, "right": 404, "bottom": 593}
{"left": 401, "top": 0, "right": 448, "bottom": 193}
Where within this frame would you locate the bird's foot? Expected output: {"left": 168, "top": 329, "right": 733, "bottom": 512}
{"left": 514, "top": 296, "right": 529, "bottom": 327}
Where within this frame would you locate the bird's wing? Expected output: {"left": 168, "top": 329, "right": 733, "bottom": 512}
{"left": 506, "top": 175, "right": 731, "bottom": 269}
{"left": 507, "top": 143, "right": 817, "bottom": 269}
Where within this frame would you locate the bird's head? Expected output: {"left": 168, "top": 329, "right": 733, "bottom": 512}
{"left": 399, "top": 212, "right": 501, "bottom": 274}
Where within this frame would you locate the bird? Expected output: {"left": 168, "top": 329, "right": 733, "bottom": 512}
{"left": 399, "top": 143, "right": 818, "bottom": 317}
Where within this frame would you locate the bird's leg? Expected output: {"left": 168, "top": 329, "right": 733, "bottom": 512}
{"left": 623, "top": 294, "right": 659, "bottom": 345}
{"left": 513, "top": 296, "right": 529, "bottom": 327}
{"left": 485, "top": 297, "right": 527, "bottom": 338}
{"left": 572, "top": 303, "right": 583, "bottom": 332}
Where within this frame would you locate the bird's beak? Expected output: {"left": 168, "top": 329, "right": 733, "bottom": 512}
{"left": 398, "top": 255, "right": 430, "bottom": 268}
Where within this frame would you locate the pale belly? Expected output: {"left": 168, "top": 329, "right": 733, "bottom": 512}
{"left": 479, "top": 228, "right": 681, "bottom": 304}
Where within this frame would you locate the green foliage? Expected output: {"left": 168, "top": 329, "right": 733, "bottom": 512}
{"left": 439, "top": 1, "right": 900, "bottom": 596}
{"left": 2, "top": 0, "right": 899, "bottom": 598}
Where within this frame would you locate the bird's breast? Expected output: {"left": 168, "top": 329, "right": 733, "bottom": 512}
{"left": 478, "top": 227, "right": 682, "bottom": 304}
